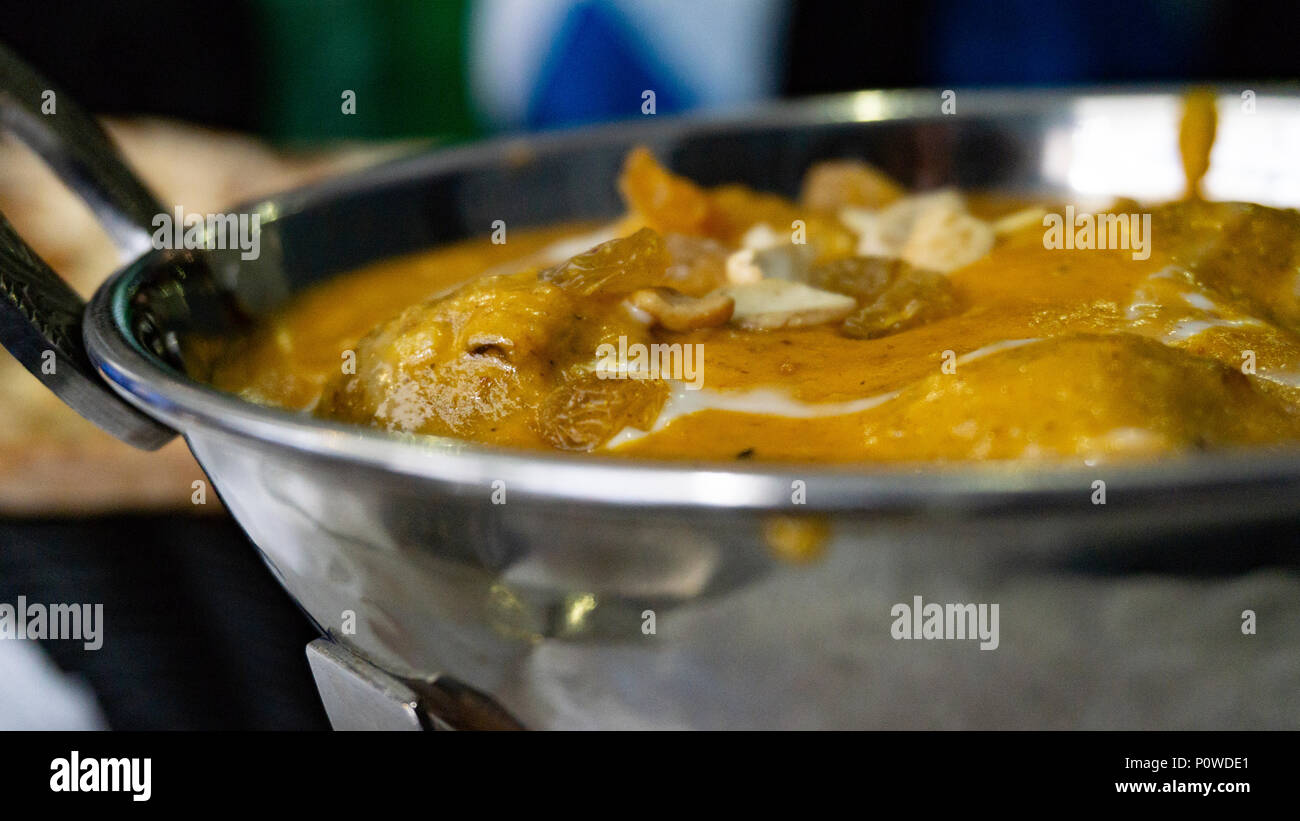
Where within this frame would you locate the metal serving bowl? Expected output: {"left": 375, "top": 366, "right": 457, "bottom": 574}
{"left": 4, "top": 43, "right": 1299, "bottom": 728}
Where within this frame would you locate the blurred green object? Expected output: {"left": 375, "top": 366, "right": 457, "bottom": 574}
{"left": 254, "top": 0, "right": 479, "bottom": 142}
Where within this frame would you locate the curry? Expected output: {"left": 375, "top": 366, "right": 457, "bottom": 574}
{"left": 200, "top": 94, "right": 1300, "bottom": 463}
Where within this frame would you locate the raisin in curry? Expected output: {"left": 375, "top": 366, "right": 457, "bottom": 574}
{"left": 199, "top": 95, "right": 1300, "bottom": 463}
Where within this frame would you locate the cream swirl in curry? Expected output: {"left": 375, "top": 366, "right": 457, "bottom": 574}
{"left": 198, "top": 93, "right": 1300, "bottom": 463}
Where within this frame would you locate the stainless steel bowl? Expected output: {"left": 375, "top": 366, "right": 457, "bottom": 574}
{"left": 4, "top": 43, "right": 1299, "bottom": 728}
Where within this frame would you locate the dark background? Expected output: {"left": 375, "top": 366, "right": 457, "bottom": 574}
{"left": 0, "top": 516, "right": 327, "bottom": 729}
{"left": 0, "top": 0, "right": 1296, "bottom": 137}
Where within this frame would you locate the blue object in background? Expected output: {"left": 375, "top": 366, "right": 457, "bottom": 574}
{"left": 471, "top": 0, "right": 788, "bottom": 132}
{"left": 931, "top": 0, "right": 1213, "bottom": 85}
{"left": 525, "top": 2, "right": 694, "bottom": 128}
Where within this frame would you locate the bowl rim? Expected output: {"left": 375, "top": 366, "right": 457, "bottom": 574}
{"left": 83, "top": 85, "right": 1300, "bottom": 512}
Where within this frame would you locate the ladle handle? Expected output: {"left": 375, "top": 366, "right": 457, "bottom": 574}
{"left": 0, "top": 40, "right": 175, "bottom": 449}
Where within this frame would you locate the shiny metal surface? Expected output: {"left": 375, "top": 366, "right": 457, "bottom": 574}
{"left": 307, "top": 638, "right": 524, "bottom": 730}
{"left": 5, "top": 72, "right": 1300, "bottom": 725}
{"left": 0, "top": 43, "right": 162, "bottom": 255}
{"left": 0, "top": 212, "right": 173, "bottom": 449}
{"left": 306, "top": 639, "right": 425, "bottom": 731}
{"left": 0, "top": 42, "right": 175, "bottom": 447}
